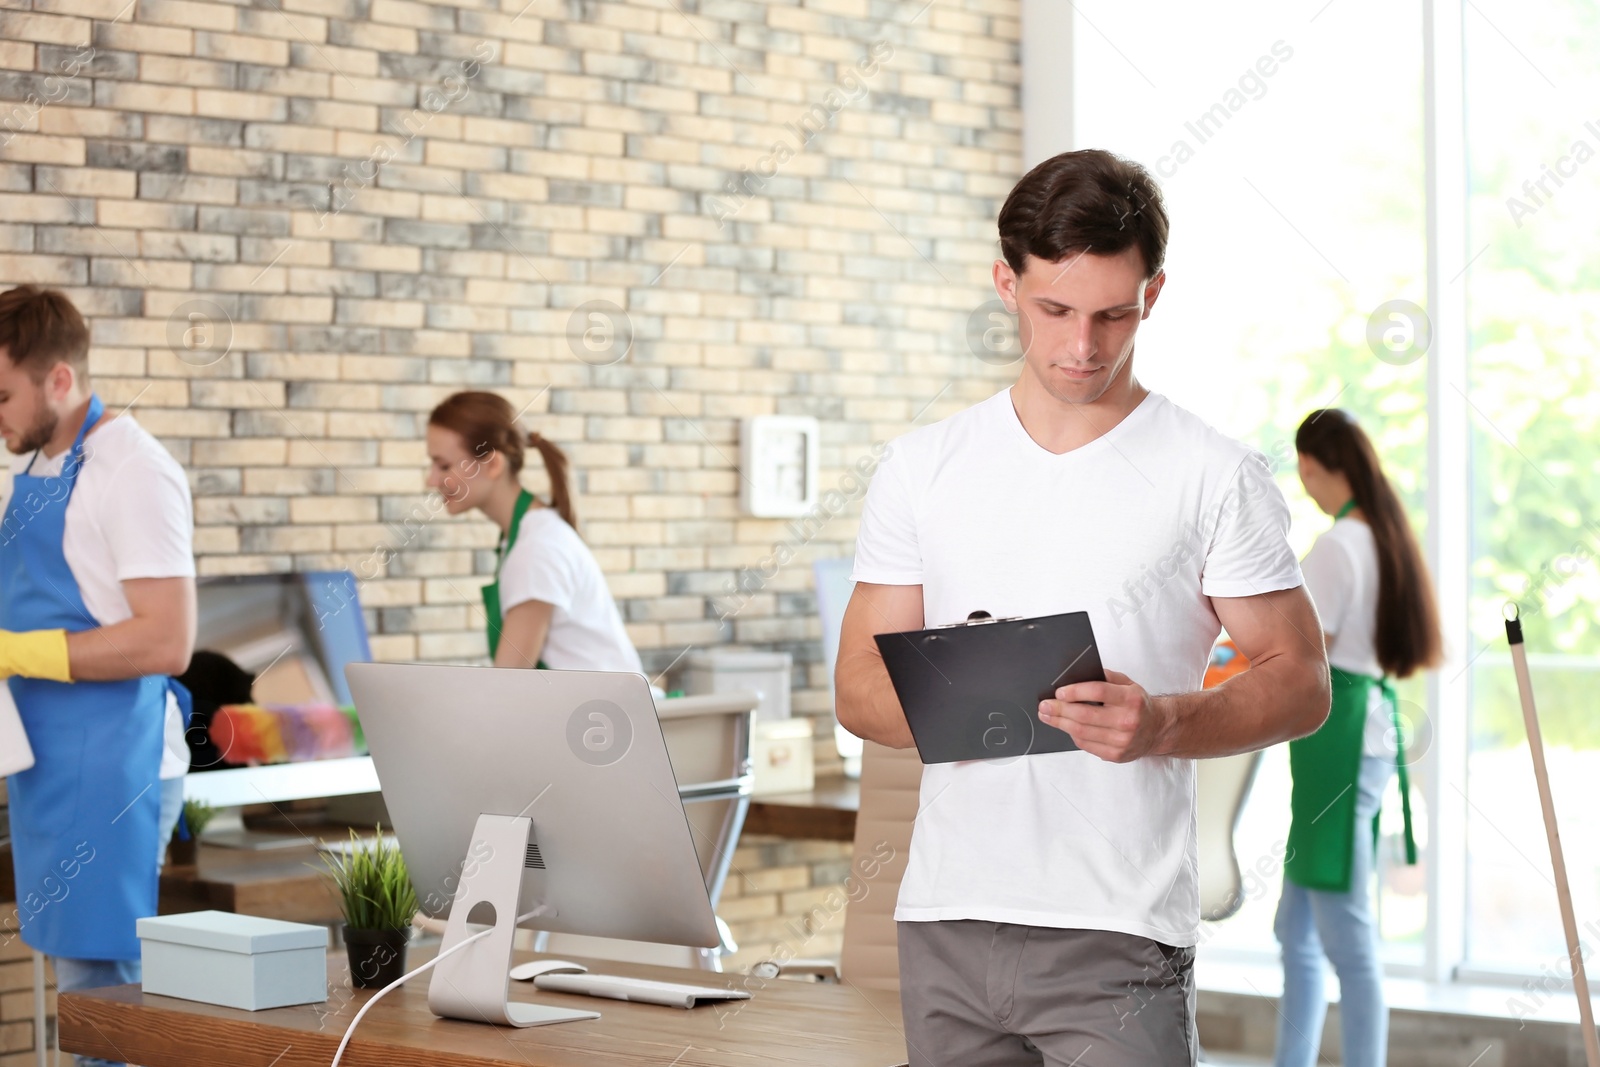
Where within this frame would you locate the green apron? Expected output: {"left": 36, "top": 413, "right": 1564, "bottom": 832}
{"left": 481, "top": 488, "right": 547, "bottom": 668}
{"left": 1284, "top": 500, "right": 1415, "bottom": 892}
{"left": 1284, "top": 665, "right": 1418, "bottom": 891}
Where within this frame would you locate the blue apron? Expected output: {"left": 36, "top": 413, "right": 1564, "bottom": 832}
{"left": 2, "top": 394, "right": 180, "bottom": 960}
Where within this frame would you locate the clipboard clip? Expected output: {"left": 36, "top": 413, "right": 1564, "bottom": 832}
{"left": 936, "top": 610, "right": 1021, "bottom": 628}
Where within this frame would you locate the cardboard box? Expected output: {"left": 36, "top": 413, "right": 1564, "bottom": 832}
{"left": 138, "top": 910, "right": 328, "bottom": 1011}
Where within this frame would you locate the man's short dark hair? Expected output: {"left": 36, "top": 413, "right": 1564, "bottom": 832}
{"left": 997, "top": 150, "right": 1169, "bottom": 280}
{"left": 0, "top": 285, "right": 90, "bottom": 382}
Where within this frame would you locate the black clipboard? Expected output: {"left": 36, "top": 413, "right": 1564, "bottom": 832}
{"left": 874, "top": 611, "right": 1104, "bottom": 764}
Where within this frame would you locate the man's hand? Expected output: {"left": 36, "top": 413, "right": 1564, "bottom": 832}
{"left": 1039, "top": 669, "right": 1174, "bottom": 763}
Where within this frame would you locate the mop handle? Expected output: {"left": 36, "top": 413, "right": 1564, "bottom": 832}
{"left": 1506, "top": 607, "right": 1600, "bottom": 1067}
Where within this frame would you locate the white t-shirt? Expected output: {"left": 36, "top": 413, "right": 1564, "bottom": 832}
{"left": 498, "top": 506, "right": 644, "bottom": 675}
{"left": 852, "top": 387, "right": 1303, "bottom": 947}
{"left": 1, "top": 416, "right": 196, "bottom": 779}
{"left": 1299, "top": 518, "right": 1394, "bottom": 758}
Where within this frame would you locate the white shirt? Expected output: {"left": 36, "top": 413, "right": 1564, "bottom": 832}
{"left": 852, "top": 387, "right": 1303, "bottom": 947}
{"left": 1, "top": 416, "right": 196, "bottom": 779}
{"left": 1299, "top": 517, "right": 1394, "bottom": 758}
{"left": 498, "top": 507, "right": 644, "bottom": 675}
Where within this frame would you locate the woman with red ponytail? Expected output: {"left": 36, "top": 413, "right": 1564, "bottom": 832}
{"left": 426, "top": 391, "right": 642, "bottom": 674}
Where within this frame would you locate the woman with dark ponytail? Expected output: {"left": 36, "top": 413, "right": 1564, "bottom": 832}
{"left": 1273, "top": 409, "right": 1443, "bottom": 1067}
{"left": 425, "top": 391, "right": 643, "bottom": 674}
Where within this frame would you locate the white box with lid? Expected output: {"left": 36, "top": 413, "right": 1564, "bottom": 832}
{"left": 137, "top": 910, "right": 328, "bottom": 1011}
{"left": 682, "top": 650, "right": 792, "bottom": 721}
{"left": 751, "top": 718, "right": 816, "bottom": 795}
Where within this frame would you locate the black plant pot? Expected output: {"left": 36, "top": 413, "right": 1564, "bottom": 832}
{"left": 343, "top": 925, "right": 409, "bottom": 989}
{"left": 166, "top": 838, "right": 197, "bottom": 868}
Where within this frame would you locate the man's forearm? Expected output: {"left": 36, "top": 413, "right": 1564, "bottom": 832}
{"left": 66, "top": 619, "right": 192, "bottom": 681}
{"left": 1153, "top": 649, "right": 1330, "bottom": 759}
{"left": 835, "top": 649, "right": 916, "bottom": 749}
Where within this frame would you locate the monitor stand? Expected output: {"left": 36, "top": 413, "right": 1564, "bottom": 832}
{"left": 427, "top": 813, "right": 600, "bottom": 1027}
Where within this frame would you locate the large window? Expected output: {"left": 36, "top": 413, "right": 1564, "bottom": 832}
{"left": 1067, "top": 0, "right": 1593, "bottom": 982}
{"left": 1463, "top": 0, "right": 1600, "bottom": 972}
{"left": 1072, "top": 0, "right": 1429, "bottom": 966}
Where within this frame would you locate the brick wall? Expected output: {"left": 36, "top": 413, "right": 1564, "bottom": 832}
{"left": 719, "top": 833, "right": 853, "bottom": 974}
{"left": 1, "top": 0, "right": 1019, "bottom": 1042}
{"left": 0, "top": 907, "right": 48, "bottom": 1067}
{"left": 0, "top": 0, "right": 1020, "bottom": 761}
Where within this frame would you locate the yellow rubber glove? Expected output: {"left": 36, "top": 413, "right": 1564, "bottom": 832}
{"left": 0, "top": 629, "right": 73, "bottom": 683}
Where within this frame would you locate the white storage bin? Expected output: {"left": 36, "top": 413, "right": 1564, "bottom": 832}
{"left": 683, "top": 650, "right": 792, "bottom": 721}
{"left": 138, "top": 910, "right": 328, "bottom": 1011}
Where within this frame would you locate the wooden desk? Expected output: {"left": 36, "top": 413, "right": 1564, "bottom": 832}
{"left": 60, "top": 950, "right": 908, "bottom": 1067}
{"left": 159, "top": 843, "right": 340, "bottom": 925}
{"left": 744, "top": 775, "right": 860, "bottom": 842}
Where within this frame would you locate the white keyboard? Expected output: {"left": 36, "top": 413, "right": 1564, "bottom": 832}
{"left": 532, "top": 973, "right": 752, "bottom": 1009}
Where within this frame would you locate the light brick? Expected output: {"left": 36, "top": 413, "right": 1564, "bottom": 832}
{"left": 195, "top": 31, "right": 289, "bottom": 66}
{"left": 0, "top": 12, "right": 90, "bottom": 47}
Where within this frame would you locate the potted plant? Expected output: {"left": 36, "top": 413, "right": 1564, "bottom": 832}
{"left": 167, "top": 799, "right": 217, "bottom": 867}
{"left": 321, "top": 827, "right": 417, "bottom": 989}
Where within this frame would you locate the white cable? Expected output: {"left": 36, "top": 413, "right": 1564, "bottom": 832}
{"left": 330, "top": 907, "right": 548, "bottom": 1067}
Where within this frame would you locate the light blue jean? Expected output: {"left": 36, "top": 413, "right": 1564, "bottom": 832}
{"left": 51, "top": 776, "right": 186, "bottom": 1067}
{"left": 1273, "top": 755, "right": 1393, "bottom": 1067}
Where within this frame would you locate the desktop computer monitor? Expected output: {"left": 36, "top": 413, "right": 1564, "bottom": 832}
{"left": 346, "top": 663, "right": 722, "bottom": 1026}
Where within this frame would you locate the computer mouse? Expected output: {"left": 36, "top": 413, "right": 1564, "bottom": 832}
{"left": 509, "top": 959, "right": 589, "bottom": 981}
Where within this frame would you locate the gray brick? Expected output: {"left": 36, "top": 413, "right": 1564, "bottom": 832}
{"left": 230, "top": 411, "right": 299, "bottom": 438}
{"left": 288, "top": 326, "right": 382, "bottom": 354}
{"left": 143, "top": 232, "right": 238, "bottom": 263}
{"left": 378, "top": 606, "right": 414, "bottom": 633}
{"left": 35, "top": 225, "right": 109, "bottom": 256}
{"left": 462, "top": 224, "right": 543, "bottom": 256}
{"left": 376, "top": 328, "right": 416, "bottom": 354}
{"left": 776, "top": 394, "right": 845, "bottom": 420}
{"left": 476, "top": 67, "right": 545, "bottom": 98}
{"left": 86, "top": 141, "right": 187, "bottom": 173}
{"left": 376, "top": 54, "right": 464, "bottom": 83}
{"left": 139, "top": 173, "right": 239, "bottom": 204}
{"left": 500, "top": 98, "right": 557, "bottom": 128}
{"left": 384, "top": 219, "right": 471, "bottom": 249}
{"left": 0, "top": 164, "right": 30, "bottom": 194}
{"left": 415, "top": 30, "right": 492, "bottom": 60}
{"left": 379, "top": 496, "right": 438, "bottom": 524}
{"left": 190, "top": 469, "right": 243, "bottom": 496}
{"left": 284, "top": 154, "right": 354, "bottom": 184}
{"left": 665, "top": 570, "right": 731, "bottom": 596}
{"left": 46, "top": 44, "right": 137, "bottom": 81}
{"left": 421, "top": 359, "right": 509, "bottom": 386}
{"left": 437, "top": 85, "right": 504, "bottom": 118}
{"left": 776, "top": 592, "right": 816, "bottom": 616}
{"left": 732, "top": 23, "right": 802, "bottom": 54}
{"left": 319, "top": 271, "right": 381, "bottom": 298}
{"left": 145, "top": 116, "right": 246, "bottom": 148}
{"left": 0, "top": 223, "right": 32, "bottom": 253}
{"left": 240, "top": 179, "right": 330, "bottom": 211}
{"left": 79, "top": 287, "right": 141, "bottom": 317}
{"left": 200, "top": 206, "right": 291, "bottom": 236}
{"left": 377, "top": 272, "right": 465, "bottom": 302}
{"left": 547, "top": 179, "right": 623, "bottom": 207}
{"left": 0, "top": 72, "right": 93, "bottom": 108}
{"left": 307, "top": 0, "right": 370, "bottom": 20}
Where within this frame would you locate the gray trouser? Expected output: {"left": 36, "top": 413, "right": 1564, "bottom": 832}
{"left": 898, "top": 920, "right": 1197, "bottom": 1067}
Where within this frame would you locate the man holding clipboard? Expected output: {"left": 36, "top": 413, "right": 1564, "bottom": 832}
{"left": 836, "top": 150, "right": 1331, "bottom": 1066}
